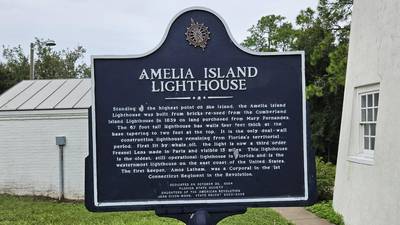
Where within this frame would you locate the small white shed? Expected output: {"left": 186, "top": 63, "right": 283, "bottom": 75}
{"left": 0, "top": 79, "right": 91, "bottom": 199}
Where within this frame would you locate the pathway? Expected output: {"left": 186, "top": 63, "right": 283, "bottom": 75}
{"left": 273, "top": 207, "right": 334, "bottom": 225}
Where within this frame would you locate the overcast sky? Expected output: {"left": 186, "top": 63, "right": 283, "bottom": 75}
{"left": 0, "top": 0, "right": 317, "bottom": 63}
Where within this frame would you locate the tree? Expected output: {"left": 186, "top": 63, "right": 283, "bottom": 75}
{"left": 0, "top": 45, "right": 30, "bottom": 94}
{"left": 242, "top": 0, "right": 353, "bottom": 162}
{"left": 299, "top": 0, "right": 352, "bottom": 162}
{"left": 242, "top": 15, "right": 296, "bottom": 52}
{"left": 0, "top": 38, "right": 90, "bottom": 94}
{"left": 32, "top": 38, "right": 90, "bottom": 79}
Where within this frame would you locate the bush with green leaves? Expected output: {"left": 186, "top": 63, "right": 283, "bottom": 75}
{"left": 315, "top": 157, "right": 336, "bottom": 201}
{"left": 307, "top": 201, "right": 344, "bottom": 225}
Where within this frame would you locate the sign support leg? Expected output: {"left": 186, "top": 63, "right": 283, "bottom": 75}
{"left": 156, "top": 207, "right": 247, "bottom": 225}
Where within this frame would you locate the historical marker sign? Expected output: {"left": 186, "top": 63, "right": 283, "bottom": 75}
{"left": 85, "top": 8, "right": 316, "bottom": 211}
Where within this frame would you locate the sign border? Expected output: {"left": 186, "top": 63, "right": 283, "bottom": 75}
{"left": 90, "top": 7, "right": 310, "bottom": 208}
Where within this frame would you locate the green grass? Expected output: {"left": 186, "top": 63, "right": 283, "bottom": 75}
{"left": 219, "top": 208, "right": 293, "bottom": 225}
{"left": 0, "top": 194, "right": 292, "bottom": 225}
{"left": 306, "top": 201, "right": 344, "bottom": 225}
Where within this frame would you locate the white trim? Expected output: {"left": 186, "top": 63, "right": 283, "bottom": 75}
{"left": 348, "top": 83, "right": 380, "bottom": 165}
{"left": 301, "top": 51, "right": 309, "bottom": 201}
{"left": 348, "top": 155, "right": 374, "bottom": 166}
{"left": 0, "top": 109, "right": 88, "bottom": 121}
{"left": 91, "top": 7, "right": 309, "bottom": 207}
{"left": 91, "top": 56, "right": 99, "bottom": 206}
{"left": 98, "top": 196, "right": 308, "bottom": 207}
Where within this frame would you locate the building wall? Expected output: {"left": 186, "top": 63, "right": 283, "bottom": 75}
{"left": 333, "top": 0, "right": 400, "bottom": 224}
{"left": 0, "top": 109, "right": 88, "bottom": 199}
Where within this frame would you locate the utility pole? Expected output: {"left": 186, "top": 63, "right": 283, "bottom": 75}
{"left": 29, "top": 40, "right": 57, "bottom": 80}
{"left": 29, "top": 43, "right": 35, "bottom": 80}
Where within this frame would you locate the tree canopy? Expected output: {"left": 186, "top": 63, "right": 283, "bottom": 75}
{"left": 0, "top": 38, "right": 90, "bottom": 94}
{"left": 243, "top": 0, "right": 353, "bottom": 162}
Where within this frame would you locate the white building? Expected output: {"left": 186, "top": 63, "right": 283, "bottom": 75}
{"left": 0, "top": 79, "right": 90, "bottom": 199}
{"left": 333, "top": 0, "right": 400, "bottom": 224}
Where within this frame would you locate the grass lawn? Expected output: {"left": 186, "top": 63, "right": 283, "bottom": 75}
{"left": 0, "top": 194, "right": 292, "bottom": 225}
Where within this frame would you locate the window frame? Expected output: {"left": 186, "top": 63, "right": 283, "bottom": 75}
{"left": 359, "top": 91, "right": 379, "bottom": 156}
{"left": 348, "top": 83, "right": 380, "bottom": 165}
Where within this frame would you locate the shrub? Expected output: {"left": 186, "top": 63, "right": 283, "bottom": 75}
{"left": 315, "top": 157, "right": 336, "bottom": 200}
